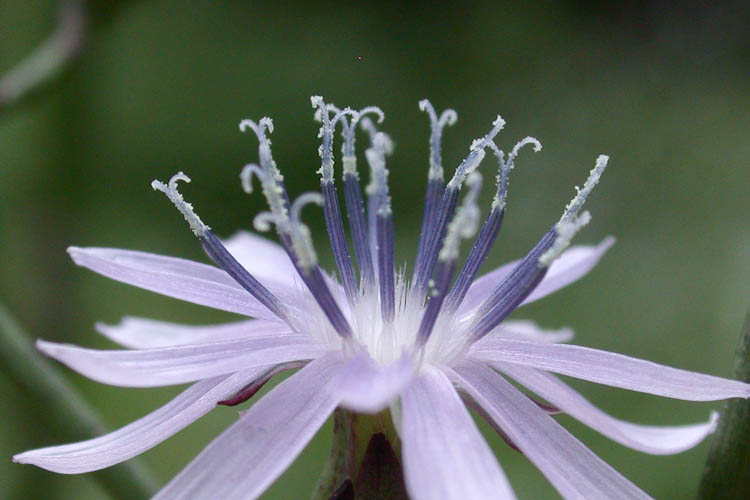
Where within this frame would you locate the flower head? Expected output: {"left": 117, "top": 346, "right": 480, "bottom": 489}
{"left": 14, "top": 98, "right": 750, "bottom": 500}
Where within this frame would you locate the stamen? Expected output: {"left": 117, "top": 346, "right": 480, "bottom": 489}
{"left": 413, "top": 116, "right": 505, "bottom": 298}
{"left": 361, "top": 117, "right": 394, "bottom": 272}
{"left": 253, "top": 211, "right": 280, "bottom": 233}
{"left": 450, "top": 115, "right": 505, "bottom": 189}
{"left": 254, "top": 191, "right": 354, "bottom": 339}
{"left": 561, "top": 154, "right": 609, "bottom": 220}
{"left": 238, "top": 118, "right": 292, "bottom": 236}
{"left": 338, "top": 106, "right": 383, "bottom": 286}
{"left": 311, "top": 96, "right": 359, "bottom": 183}
{"left": 492, "top": 137, "right": 541, "bottom": 211}
{"left": 414, "top": 100, "right": 458, "bottom": 282}
{"left": 539, "top": 211, "right": 591, "bottom": 267}
{"left": 288, "top": 192, "right": 325, "bottom": 273}
{"left": 152, "top": 172, "right": 288, "bottom": 321}
{"left": 239, "top": 116, "right": 353, "bottom": 338}
{"left": 239, "top": 117, "right": 283, "bottom": 183}
{"left": 361, "top": 123, "right": 397, "bottom": 322}
{"left": 418, "top": 99, "right": 458, "bottom": 182}
{"left": 311, "top": 96, "right": 360, "bottom": 303}
{"left": 443, "top": 138, "right": 540, "bottom": 312}
{"left": 151, "top": 172, "right": 209, "bottom": 237}
{"left": 417, "top": 172, "right": 483, "bottom": 346}
{"left": 377, "top": 207, "right": 395, "bottom": 322}
{"left": 469, "top": 155, "right": 609, "bottom": 341}
{"left": 339, "top": 106, "right": 384, "bottom": 168}
{"left": 240, "top": 163, "right": 289, "bottom": 233}
{"left": 439, "top": 172, "right": 482, "bottom": 263}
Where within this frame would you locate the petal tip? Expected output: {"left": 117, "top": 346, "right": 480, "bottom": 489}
{"left": 35, "top": 339, "right": 69, "bottom": 359}
{"left": 601, "top": 235, "right": 616, "bottom": 249}
{"left": 35, "top": 338, "right": 53, "bottom": 354}
{"left": 12, "top": 451, "right": 35, "bottom": 465}
{"left": 67, "top": 246, "right": 86, "bottom": 264}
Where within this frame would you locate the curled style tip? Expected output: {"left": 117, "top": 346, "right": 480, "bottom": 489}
{"left": 509, "top": 136, "right": 542, "bottom": 160}
{"left": 358, "top": 106, "right": 385, "bottom": 124}
{"left": 419, "top": 99, "right": 458, "bottom": 127}
{"left": 239, "top": 116, "right": 283, "bottom": 186}
{"left": 562, "top": 154, "right": 609, "bottom": 221}
{"left": 490, "top": 136, "right": 541, "bottom": 211}
{"left": 151, "top": 172, "right": 209, "bottom": 237}
{"left": 339, "top": 106, "right": 385, "bottom": 168}
{"left": 360, "top": 117, "right": 395, "bottom": 154}
{"left": 445, "top": 116, "right": 505, "bottom": 190}
{"left": 289, "top": 192, "right": 324, "bottom": 272}
{"left": 239, "top": 117, "right": 274, "bottom": 136}
{"left": 154, "top": 172, "right": 289, "bottom": 322}
{"left": 252, "top": 211, "right": 278, "bottom": 233}
{"left": 291, "top": 192, "right": 324, "bottom": 222}
{"left": 420, "top": 99, "right": 458, "bottom": 181}
{"left": 240, "top": 163, "right": 265, "bottom": 194}
{"left": 470, "top": 116, "right": 506, "bottom": 152}
{"left": 311, "top": 96, "right": 359, "bottom": 182}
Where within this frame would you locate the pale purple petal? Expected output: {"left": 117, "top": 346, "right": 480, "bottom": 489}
{"left": 37, "top": 333, "right": 326, "bottom": 387}
{"left": 68, "top": 247, "right": 278, "bottom": 319}
{"left": 457, "top": 238, "right": 613, "bottom": 316}
{"left": 488, "top": 319, "right": 574, "bottom": 343}
{"left": 13, "top": 368, "right": 265, "bottom": 473}
{"left": 451, "top": 361, "right": 652, "bottom": 500}
{"left": 470, "top": 338, "right": 750, "bottom": 401}
{"left": 223, "top": 233, "right": 348, "bottom": 315}
{"left": 331, "top": 351, "right": 415, "bottom": 413}
{"left": 400, "top": 366, "right": 516, "bottom": 500}
{"left": 500, "top": 364, "right": 719, "bottom": 454}
{"left": 96, "top": 317, "right": 289, "bottom": 349}
{"left": 520, "top": 236, "right": 615, "bottom": 306}
{"left": 457, "top": 259, "right": 517, "bottom": 316}
{"left": 153, "top": 353, "right": 342, "bottom": 500}
{"left": 223, "top": 231, "right": 299, "bottom": 289}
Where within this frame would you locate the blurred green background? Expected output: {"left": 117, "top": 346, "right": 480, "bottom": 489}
{"left": 1, "top": 1, "right": 749, "bottom": 498}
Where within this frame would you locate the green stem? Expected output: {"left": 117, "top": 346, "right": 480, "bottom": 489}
{"left": 696, "top": 305, "right": 750, "bottom": 499}
{"left": 311, "top": 408, "right": 406, "bottom": 500}
{"left": 0, "top": 0, "right": 86, "bottom": 113}
{"left": 0, "top": 302, "right": 158, "bottom": 499}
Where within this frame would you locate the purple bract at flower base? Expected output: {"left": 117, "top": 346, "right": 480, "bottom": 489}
{"left": 14, "top": 97, "right": 750, "bottom": 500}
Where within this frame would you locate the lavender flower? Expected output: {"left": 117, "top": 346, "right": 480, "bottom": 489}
{"left": 14, "top": 97, "right": 750, "bottom": 500}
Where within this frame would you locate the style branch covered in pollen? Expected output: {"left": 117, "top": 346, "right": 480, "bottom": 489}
{"left": 14, "top": 97, "right": 750, "bottom": 500}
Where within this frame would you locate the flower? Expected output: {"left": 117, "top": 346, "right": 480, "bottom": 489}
{"left": 14, "top": 97, "right": 750, "bottom": 500}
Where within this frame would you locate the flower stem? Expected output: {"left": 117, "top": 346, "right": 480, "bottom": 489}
{"left": 0, "top": 302, "right": 158, "bottom": 499}
{"left": 311, "top": 408, "right": 407, "bottom": 500}
{"left": 0, "top": 1, "right": 86, "bottom": 113}
{"left": 696, "top": 305, "right": 750, "bottom": 499}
